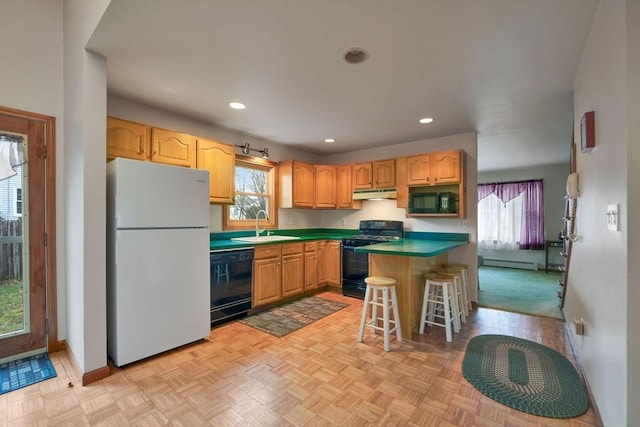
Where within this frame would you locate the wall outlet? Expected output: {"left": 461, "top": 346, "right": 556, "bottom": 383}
{"left": 574, "top": 319, "right": 585, "bottom": 336}
{"left": 459, "top": 220, "right": 468, "bottom": 228}
{"left": 341, "top": 218, "right": 346, "bottom": 225}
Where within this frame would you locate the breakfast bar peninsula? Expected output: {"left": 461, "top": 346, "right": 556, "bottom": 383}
{"left": 354, "top": 232, "right": 469, "bottom": 340}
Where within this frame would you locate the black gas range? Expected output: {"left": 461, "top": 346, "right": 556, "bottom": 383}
{"left": 342, "top": 220, "right": 404, "bottom": 299}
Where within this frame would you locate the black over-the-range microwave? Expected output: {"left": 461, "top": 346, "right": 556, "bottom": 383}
{"left": 408, "top": 191, "right": 457, "bottom": 214}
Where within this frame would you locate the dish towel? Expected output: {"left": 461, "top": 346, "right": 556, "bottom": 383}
{"left": 0, "top": 134, "right": 26, "bottom": 181}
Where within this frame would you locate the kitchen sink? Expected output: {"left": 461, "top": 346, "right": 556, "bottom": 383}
{"left": 231, "top": 235, "right": 301, "bottom": 243}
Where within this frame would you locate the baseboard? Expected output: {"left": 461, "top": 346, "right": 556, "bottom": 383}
{"left": 564, "top": 322, "right": 604, "bottom": 427}
{"left": 65, "top": 343, "right": 111, "bottom": 386}
{"left": 82, "top": 365, "right": 110, "bottom": 386}
{"left": 482, "top": 258, "right": 538, "bottom": 271}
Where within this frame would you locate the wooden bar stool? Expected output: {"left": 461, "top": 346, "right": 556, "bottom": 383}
{"left": 357, "top": 276, "right": 402, "bottom": 351}
{"left": 419, "top": 273, "right": 459, "bottom": 342}
{"left": 443, "top": 263, "right": 472, "bottom": 314}
{"left": 436, "top": 269, "right": 466, "bottom": 325}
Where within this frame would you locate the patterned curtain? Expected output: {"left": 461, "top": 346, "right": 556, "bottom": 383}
{"left": 477, "top": 180, "right": 544, "bottom": 250}
{"left": 0, "top": 133, "right": 26, "bottom": 181}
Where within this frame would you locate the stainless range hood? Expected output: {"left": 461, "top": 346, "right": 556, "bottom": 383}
{"left": 353, "top": 188, "right": 397, "bottom": 200}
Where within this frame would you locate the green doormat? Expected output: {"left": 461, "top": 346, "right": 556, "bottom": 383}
{"left": 1, "top": 353, "right": 57, "bottom": 395}
{"left": 462, "top": 335, "right": 589, "bottom": 418}
{"left": 239, "top": 296, "right": 349, "bottom": 337}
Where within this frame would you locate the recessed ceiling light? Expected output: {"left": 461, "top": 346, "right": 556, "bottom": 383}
{"left": 343, "top": 48, "right": 369, "bottom": 64}
{"left": 324, "top": 138, "right": 335, "bottom": 143}
{"left": 419, "top": 117, "right": 434, "bottom": 124}
{"left": 229, "top": 102, "right": 247, "bottom": 110}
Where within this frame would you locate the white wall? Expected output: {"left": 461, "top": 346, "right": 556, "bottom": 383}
{"left": 477, "top": 163, "right": 569, "bottom": 269}
{"left": 63, "top": 0, "right": 111, "bottom": 373}
{"left": 625, "top": 0, "right": 640, "bottom": 423}
{"left": 0, "top": 0, "right": 66, "bottom": 337}
{"left": 568, "top": 0, "right": 637, "bottom": 425}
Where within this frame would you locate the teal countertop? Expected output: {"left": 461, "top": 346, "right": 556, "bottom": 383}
{"left": 209, "top": 228, "right": 357, "bottom": 250}
{"left": 209, "top": 228, "right": 469, "bottom": 252}
{"left": 353, "top": 239, "right": 467, "bottom": 257}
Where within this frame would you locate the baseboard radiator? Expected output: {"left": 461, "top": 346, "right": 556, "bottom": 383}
{"left": 482, "top": 258, "right": 538, "bottom": 271}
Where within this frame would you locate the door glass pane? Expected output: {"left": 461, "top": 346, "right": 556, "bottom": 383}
{"left": 0, "top": 147, "right": 29, "bottom": 337}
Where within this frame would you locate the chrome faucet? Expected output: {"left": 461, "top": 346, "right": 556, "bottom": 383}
{"left": 256, "top": 209, "right": 269, "bottom": 237}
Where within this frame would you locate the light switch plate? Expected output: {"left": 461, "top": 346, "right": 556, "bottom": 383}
{"left": 607, "top": 204, "right": 619, "bottom": 231}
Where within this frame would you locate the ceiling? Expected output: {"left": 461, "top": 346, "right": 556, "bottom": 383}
{"left": 88, "top": 0, "right": 599, "bottom": 172}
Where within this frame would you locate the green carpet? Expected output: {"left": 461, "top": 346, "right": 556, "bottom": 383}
{"left": 239, "top": 296, "right": 349, "bottom": 337}
{"left": 462, "top": 335, "right": 589, "bottom": 418}
{"left": 478, "top": 266, "right": 563, "bottom": 320}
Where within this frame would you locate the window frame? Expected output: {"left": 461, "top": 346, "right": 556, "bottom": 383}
{"left": 223, "top": 155, "right": 278, "bottom": 230}
{"left": 14, "top": 187, "right": 23, "bottom": 217}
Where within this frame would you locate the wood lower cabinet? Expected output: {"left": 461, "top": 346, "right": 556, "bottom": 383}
{"left": 317, "top": 240, "right": 341, "bottom": 286}
{"left": 107, "top": 116, "right": 151, "bottom": 161}
{"left": 151, "top": 128, "right": 197, "bottom": 168}
{"left": 281, "top": 244, "right": 304, "bottom": 297}
{"left": 253, "top": 246, "right": 282, "bottom": 306}
{"left": 304, "top": 242, "right": 318, "bottom": 290}
{"left": 254, "top": 243, "right": 307, "bottom": 307}
{"left": 325, "top": 241, "right": 342, "bottom": 286}
{"left": 196, "top": 138, "right": 235, "bottom": 204}
{"left": 317, "top": 241, "right": 327, "bottom": 284}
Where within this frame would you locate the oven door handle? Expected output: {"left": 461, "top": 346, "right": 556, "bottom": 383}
{"left": 343, "top": 245, "right": 359, "bottom": 251}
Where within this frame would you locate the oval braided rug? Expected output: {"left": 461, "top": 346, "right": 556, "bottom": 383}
{"left": 462, "top": 334, "right": 589, "bottom": 418}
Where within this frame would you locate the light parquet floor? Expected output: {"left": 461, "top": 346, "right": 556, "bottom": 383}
{"left": 0, "top": 292, "right": 601, "bottom": 426}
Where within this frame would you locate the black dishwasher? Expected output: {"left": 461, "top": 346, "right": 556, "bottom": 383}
{"left": 210, "top": 248, "right": 254, "bottom": 327}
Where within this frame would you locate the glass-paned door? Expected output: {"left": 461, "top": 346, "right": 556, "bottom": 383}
{"left": 0, "top": 113, "right": 48, "bottom": 360}
{"left": 0, "top": 162, "right": 28, "bottom": 337}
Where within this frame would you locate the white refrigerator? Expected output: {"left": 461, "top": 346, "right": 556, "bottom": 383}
{"left": 106, "top": 158, "right": 210, "bottom": 366}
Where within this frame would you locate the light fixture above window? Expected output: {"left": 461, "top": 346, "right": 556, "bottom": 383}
{"left": 229, "top": 102, "right": 247, "bottom": 110}
{"left": 324, "top": 138, "right": 335, "bottom": 143}
{"left": 235, "top": 142, "right": 269, "bottom": 159}
{"left": 419, "top": 117, "right": 434, "bottom": 124}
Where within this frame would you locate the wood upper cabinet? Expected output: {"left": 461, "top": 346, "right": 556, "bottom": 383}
{"left": 314, "top": 165, "right": 337, "bottom": 208}
{"left": 324, "top": 241, "right": 342, "bottom": 286}
{"left": 352, "top": 162, "right": 373, "bottom": 189}
{"left": 196, "top": 138, "right": 235, "bottom": 204}
{"left": 372, "top": 159, "right": 396, "bottom": 188}
{"left": 304, "top": 242, "right": 318, "bottom": 290}
{"left": 407, "top": 154, "right": 431, "bottom": 185}
{"left": 336, "top": 164, "right": 361, "bottom": 209}
{"left": 151, "top": 128, "right": 197, "bottom": 168}
{"left": 407, "top": 150, "right": 461, "bottom": 186}
{"left": 353, "top": 159, "right": 395, "bottom": 189}
{"left": 432, "top": 150, "right": 461, "bottom": 184}
{"left": 395, "top": 156, "right": 408, "bottom": 209}
{"left": 279, "top": 160, "right": 315, "bottom": 208}
{"left": 107, "top": 116, "right": 151, "bottom": 161}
